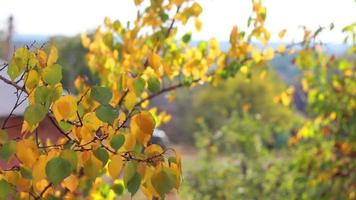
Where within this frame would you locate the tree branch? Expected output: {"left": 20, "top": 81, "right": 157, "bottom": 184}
{"left": 0, "top": 74, "right": 25, "bottom": 92}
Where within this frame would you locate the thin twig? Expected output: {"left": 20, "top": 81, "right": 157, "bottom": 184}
{"left": 0, "top": 74, "right": 25, "bottom": 91}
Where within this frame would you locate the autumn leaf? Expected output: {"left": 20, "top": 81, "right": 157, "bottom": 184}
{"left": 131, "top": 111, "right": 155, "bottom": 146}
{"left": 52, "top": 95, "right": 77, "bottom": 121}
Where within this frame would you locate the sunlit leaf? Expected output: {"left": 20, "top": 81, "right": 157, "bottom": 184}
{"left": 24, "top": 104, "right": 46, "bottom": 126}
{"left": 47, "top": 46, "right": 58, "bottom": 66}
{"left": 108, "top": 154, "right": 123, "bottom": 179}
{"left": 42, "top": 64, "right": 62, "bottom": 85}
{"left": 52, "top": 95, "right": 77, "bottom": 122}
{"left": 131, "top": 111, "right": 155, "bottom": 146}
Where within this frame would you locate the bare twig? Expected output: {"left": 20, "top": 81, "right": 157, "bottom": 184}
{"left": 0, "top": 74, "right": 25, "bottom": 91}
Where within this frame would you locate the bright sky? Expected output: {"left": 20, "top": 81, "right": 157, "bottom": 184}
{"left": 0, "top": 0, "right": 355, "bottom": 43}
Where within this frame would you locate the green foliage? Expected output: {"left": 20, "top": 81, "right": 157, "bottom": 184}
{"left": 46, "top": 157, "right": 72, "bottom": 185}
{"left": 0, "top": 141, "right": 16, "bottom": 161}
{"left": 94, "top": 148, "right": 109, "bottom": 165}
{"left": 24, "top": 104, "right": 47, "bottom": 126}
{"left": 95, "top": 105, "right": 119, "bottom": 124}
{"left": 179, "top": 68, "right": 304, "bottom": 199}
{"left": 147, "top": 77, "right": 161, "bottom": 93}
{"left": 0, "top": 180, "right": 13, "bottom": 199}
{"left": 91, "top": 86, "right": 113, "bottom": 104}
{"left": 42, "top": 64, "right": 62, "bottom": 85}
{"left": 110, "top": 134, "right": 125, "bottom": 151}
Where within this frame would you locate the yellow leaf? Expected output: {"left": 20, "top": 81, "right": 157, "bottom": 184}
{"left": 190, "top": 2, "right": 203, "bottom": 17}
{"left": 124, "top": 91, "right": 137, "bottom": 111}
{"left": 134, "top": 0, "right": 143, "bottom": 5}
{"left": 4, "top": 171, "right": 20, "bottom": 185}
{"left": 16, "top": 139, "right": 39, "bottom": 167}
{"left": 278, "top": 29, "right": 287, "bottom": 38}
{"left": 252, "top": 50, "right": 262, "bottom": 63}
{"left": 25, "top": 70, "right": 39, "bottom": 91}
{"left": 32, "top": 155, "right": 48, "bottom": 181}
{"left": 194, "top": 17, "right": 202, "bottom": 32}
{"left": 52, "top": 96, "right": 77, "bottom": 121}
{"left": 37, "top": 49, "right": 47, "bottom": 68}
{"left": 83, "top": 112, "right": 103, "bottom": 131}
{"left": 108, "top": 154, "right": 123, "bottom": 179}
{"left": 131, "top": 111, "right": 155, "bottom": 146}
{"left": 62, "top": 174, "right": 78, "bottom": 192}
{"left": 33, "top": 179, "right": 51, "bottom": 195}
{"left": 124, "top": 132, "right": 136, "bottom": 151}
{"left": 344, "top": 68, "right": 353, "bottom": 77}
{"left": 240, "top": 65, "right": 249, "bottom": 74}
{"left": 148, "top": 53, "right": 161, "bottom": 71}
{"left": 172, "top": 0, "right": 184, "bottom": 6}
{"left": 47, "top": 46, "right": 58, "bottom": 66}
{"left": 21, "top": 120, "right": 32, "bottom": 134}
{"left": 81, "top": 33, "right": 91, "bottom": 48}
{"left": 277, "top": 45, "right": 286, "bottom": 54}
{"left": 263, "top": 48, "right": 274, "bottom": 61}
{"left": 144, "top": 144, "right": 164, "bottom": 157}
{"left": 78, "top": 126, "right": 95, "bottom": 145}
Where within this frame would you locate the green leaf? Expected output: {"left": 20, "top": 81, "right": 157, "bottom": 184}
{"left": 110, "top": 134, "right": 125, "bottom": 151}
{"left": 112, "top": 182, "right": 125, "bottom": 195}
{"left": 0, "top": 180, "right": 13, "bottom": 199}
{"left": 133, "top": 143, "right": 143, "bottom": 154}
{"left": 94, "top": 148, "right": 109, "bottom": 166}
{"left": 46, "top": 157, "right": 72, "bottom": 185}
{"left": 91, "top": 86, "right": 113, "bottom": 105}
{"left": 42, "top": 64, "right": 62, "bottom": 85}
{"left": 95, "top": 105, "right": 119, "bottom": 125}
{"left": 147, "top": 77, "right": 161, "bottom": 93}
{"left": 0, "top": 129, "right": 9, "bottom": 143}
{"left": 58, "top": 121, "right": 73, "bottom": 133}
{"left": 126, "top": 172, "right": 141, "bottom": 196}
{"left": 0, "top": 141, "right": 16, "bottom": 161}
{"left": 47, "top": 195, "right": 60, "bottom": 200}
{"left": 20, "top": 167, "right": 33, "bottom": 179}
{"left": 99, "top": 184, "right": 111, "bottom": 198}
{"left": 7, "top": 59, "right": 21, "bottom": 81}
{"left": 83, "top": 157, "right": 102, "bottom": 179}
{"left": 24, "top": 104, "right": 47, "bottom": 126}
{"left": 124, "top": 161, "right": 138, "bottom": 187}
{"left": 182, "top": 32, "right": 192, "bottom": 43}
{"left": 159, "top": 11, "right": 169, "bottom": 22}
{"left": 151, "top": 167, "right": 177, "bottom": 198}
{"left": 7, "top": 48, "right": 29, "bottom": 80}
{"left": 198, "top": 41, "right": 208, "bottom": 52}
{"left": 60, "top": 149, "right": 78, "bottom": 171}
{"left": 133, "top": 77, "right": 145, "bottom": 95}
{"left": 35, "top": 86, "right": 54, "bottom": 108}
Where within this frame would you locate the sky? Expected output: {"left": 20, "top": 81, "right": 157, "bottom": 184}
{"left": 0, "top": 0, "right": 355, "bottom": 43}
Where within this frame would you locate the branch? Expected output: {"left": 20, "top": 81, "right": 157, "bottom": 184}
{"left": 36, "top": 183, "right": 52, "bottom": 200}
{"left": 135, "top": 79, "right": 200, "bottom": 107}
{"left": 165, "top": 5, "right": 181, "bottom": 38}
{"left": 2, "top": 89, "right": 27, "bottom": 129}
{"left": 47, "top": 114, "right": 79, "bottom": 144}
{"left": 0, "top": 74, "right": 25, "bottom": 92}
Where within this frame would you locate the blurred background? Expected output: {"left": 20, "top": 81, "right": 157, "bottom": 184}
{"left": 0, "top": 0, "right": 355, "bottom": 199}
